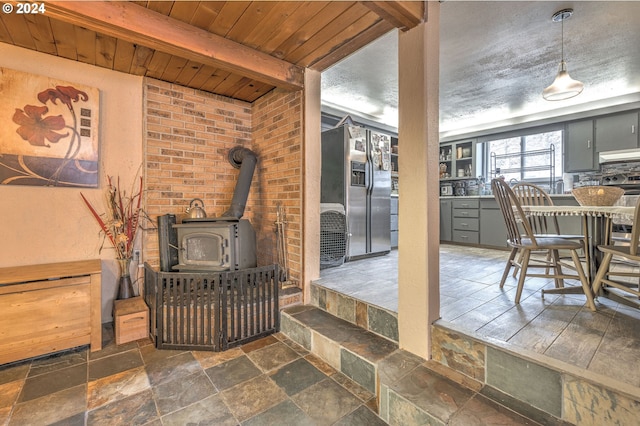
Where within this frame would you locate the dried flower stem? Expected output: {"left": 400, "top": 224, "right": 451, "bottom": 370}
{"left": 81, "top": 175, "right": 144, "bottom": 260}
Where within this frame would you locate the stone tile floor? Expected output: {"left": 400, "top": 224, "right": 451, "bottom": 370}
{"left": 0, "top": 325, "right": 386, "bottom": 426}
{"left": 316, "top": 245, "right": 640, "bottom": 389}
{"left": 3, "top": 243, "right": 637, "bottom": 425}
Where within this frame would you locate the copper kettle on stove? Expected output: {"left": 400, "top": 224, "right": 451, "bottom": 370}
{"left": 186, "top": 198, "right": 207, "bottom": 219}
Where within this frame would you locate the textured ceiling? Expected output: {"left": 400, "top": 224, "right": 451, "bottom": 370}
{"left": 321, "top": 1, "right": 640, "bottom": 138}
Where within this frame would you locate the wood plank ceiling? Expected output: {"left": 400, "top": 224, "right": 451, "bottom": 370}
{"left": 0, "top": 1, "right": 424, "bottom": 103}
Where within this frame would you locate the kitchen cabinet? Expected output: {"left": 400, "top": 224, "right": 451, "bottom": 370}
{"left": 565, "top": 112, "right": 638, "bottom": 172}
{"left": 565, "top": 120, "right": 595, "bottom": 172}
{"left": 390, "top": 196, "right": 398, "bottom": 248}
{"left": 452, "top": 198, "right": 479, "bottom": 244}
{"left": 479, "top": 198, "right": 508, "bottom": 248}
{"left": 595, "top": 112, "right": 638, "bottom": 154}
{"left": 440, "top": 198, "right": 452, "bottom": 242}
{"left": 549, "top": 196, "right": 582, "bottom": 236}
{"left": 439, "top": 139, "right": 477, "bottom": 181}
{"left": 440, "top": 195, "right": 580, "bottom": 249}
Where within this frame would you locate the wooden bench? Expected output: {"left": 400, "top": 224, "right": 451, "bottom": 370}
{"left": 0, "top": 259, "right": 102, "bottom": 365}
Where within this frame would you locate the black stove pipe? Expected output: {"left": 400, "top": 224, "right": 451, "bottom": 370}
{"left": 222, "top": 146, "right": 258, "bottom": 219}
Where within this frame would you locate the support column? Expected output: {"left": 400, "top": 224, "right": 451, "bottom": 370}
{"left": 302, "top": 69, "right": 321, "bottom": 303}
{"left": 397, "top": 2, "right": 440, "bottom": 358}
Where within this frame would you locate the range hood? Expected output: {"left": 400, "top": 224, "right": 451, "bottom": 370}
{"left": 599, "top": 148, "right": 640, "bottom": 164}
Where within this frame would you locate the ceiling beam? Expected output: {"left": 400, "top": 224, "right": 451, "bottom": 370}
{"left": 361, "top": 1, "right": 425, "bottom": 31}
{"left": 42, "top": 1, "right": 304, "bottom": 91}
{"left": 309, "top": 20, "right": 394, "bottom": 72}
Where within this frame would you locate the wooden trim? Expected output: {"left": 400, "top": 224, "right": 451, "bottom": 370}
{"left": 0, "top": 259, "right": 101, "bottom": 285}
{"left": 361, "top": 1, "right": 425, "bottom": 31}
{"left": 43, "top": 1, "right": 304, "bottom": 91}
{"left": 0, "top": 276, "right": 90, "bottom": 295}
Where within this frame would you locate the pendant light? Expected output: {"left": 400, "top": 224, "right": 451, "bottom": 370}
{"left": 543, "top": 8, "right": 584, "bottom": 101}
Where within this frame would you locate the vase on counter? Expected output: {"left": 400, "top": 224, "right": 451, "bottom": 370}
{"left": 117, "top": 257, "right": 134, "bottom": 300}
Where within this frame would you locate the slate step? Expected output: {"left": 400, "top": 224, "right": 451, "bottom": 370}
{"left": 281, "top": 305, "right": 397, "bottom": 394}
{"left": 281, "top": 305, "right": 548, "bottom": 425}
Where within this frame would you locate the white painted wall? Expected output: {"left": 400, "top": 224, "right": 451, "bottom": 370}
{"left": 0, "top": 43, "right": 144, "bottom": 322}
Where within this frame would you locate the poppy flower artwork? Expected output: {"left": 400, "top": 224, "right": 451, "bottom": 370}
{"left": 0, "top": 67, "right": 100, "bottom": 187}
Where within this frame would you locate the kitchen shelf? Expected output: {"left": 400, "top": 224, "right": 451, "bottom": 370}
{"left": 391, "top": 137, "right": 399, "bottom": 195}
{"left": 439, "top": 139, "right": 477, "bottom": 180}
{"left": 490, "top": 145, "right": 556, "bottom": 190}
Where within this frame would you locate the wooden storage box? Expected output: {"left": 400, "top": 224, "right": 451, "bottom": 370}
{"left": 0, "top": 260, "right": 102, "bottom": 365}
{"left": 114, "top": 297, "right": 149, "bottom": 345}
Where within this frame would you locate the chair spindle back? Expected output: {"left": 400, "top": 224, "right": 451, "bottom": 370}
{"left": 492, "top": 178, "right": 536, "bottom": 247}
{"left": 512, "top": 183, "right": 561, "bottom": 235}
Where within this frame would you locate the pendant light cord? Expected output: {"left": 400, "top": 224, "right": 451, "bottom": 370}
{"left": 561, "top": 17, "right": 564, "bottom": 62}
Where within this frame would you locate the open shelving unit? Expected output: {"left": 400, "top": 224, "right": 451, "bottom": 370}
{"left": 490, "top": 145, "right": 556, "bottom": 191}
{"left": 439, "top": 139, "right": 477, "bottom": 181}
{"left": 391, "top": 137, "right": 399, "bottom": 195}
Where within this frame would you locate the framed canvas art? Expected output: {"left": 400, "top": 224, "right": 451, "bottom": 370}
{"left": 0, "top": 67, "right": 100, "bottom": 187}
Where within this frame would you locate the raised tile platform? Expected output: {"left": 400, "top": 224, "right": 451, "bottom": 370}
{"left": 432, "top": 321, "right": 640, "bottom": 425}
{"left": 289, "top": 281, "right": 640, "bottom": 425}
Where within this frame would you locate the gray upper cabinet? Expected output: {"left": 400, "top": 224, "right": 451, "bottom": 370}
{"left": 565, "top": 111, "right": 639, "bottom": 172}
{"left": 565, "top": 120, "right": 595, "bottom": 172}
{"left": 595, "top": 112, "right": 639, "bottom": 153}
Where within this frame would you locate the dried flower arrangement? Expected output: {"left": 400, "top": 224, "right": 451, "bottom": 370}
{"left": 81, "top": 175, "right": 143, "bottom": 260}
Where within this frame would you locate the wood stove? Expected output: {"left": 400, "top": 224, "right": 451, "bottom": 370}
{"left": 172, "top": 218, "right": 256, "bottom": 272}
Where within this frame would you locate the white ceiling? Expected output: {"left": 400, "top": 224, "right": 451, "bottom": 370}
{"left": 321, "top": 1, "right": 640, "bottom": 139}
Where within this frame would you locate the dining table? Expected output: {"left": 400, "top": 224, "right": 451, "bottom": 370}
{"left": 520, "top": 204, "right": 635, "bottom": 286}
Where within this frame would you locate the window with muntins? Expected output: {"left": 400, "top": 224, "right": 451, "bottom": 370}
{"left": 481, "top": 129, "right": 563, "bottom": 192}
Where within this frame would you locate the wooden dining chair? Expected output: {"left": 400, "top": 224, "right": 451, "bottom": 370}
{"left": 492, "top": 178, "right": 596, "bottom": 311}
{"left": 512, "top": 182, "right": 562, "bottom": 234}
{"left": 511, "top": 182, "right": 590, "bottom": 279}
{"left": 592, "top": 196, "right": 640, "bottom": 301}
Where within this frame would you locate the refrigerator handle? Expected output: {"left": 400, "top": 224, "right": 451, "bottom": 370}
{"left": 365, "top": 138, "right": 373, "bottom": 193}
{"left": 366, "top": 160, "right": 371, "bottom": 193}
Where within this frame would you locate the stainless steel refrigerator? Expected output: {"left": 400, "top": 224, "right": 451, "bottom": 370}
{"left": 321, "top": 125, "right": 391, "bottom": 260}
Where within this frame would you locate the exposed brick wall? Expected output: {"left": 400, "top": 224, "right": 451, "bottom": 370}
{"left": 142, "top": 79, "right": 252, "bottom": 269}
{"left": 251, "top": 88, "right": 303, "bottom": 284}
{"left": 142, "top": 79, "right": 303, "bottom": 287}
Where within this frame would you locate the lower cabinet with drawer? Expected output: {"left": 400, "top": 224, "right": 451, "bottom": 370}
{"left": 452, "top": 198, "right": 479, "bottom": 244}
{"left": 390, "top": 196, "right": 399, "bottom": 248}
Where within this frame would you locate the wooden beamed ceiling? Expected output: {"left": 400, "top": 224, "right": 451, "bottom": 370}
{"left": 0, "top": 1, "right": 424, "bottom": 103}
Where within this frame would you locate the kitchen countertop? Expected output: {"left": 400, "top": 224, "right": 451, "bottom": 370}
{"left": 440, "top": 194, "right": 576, "bottom": 199}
